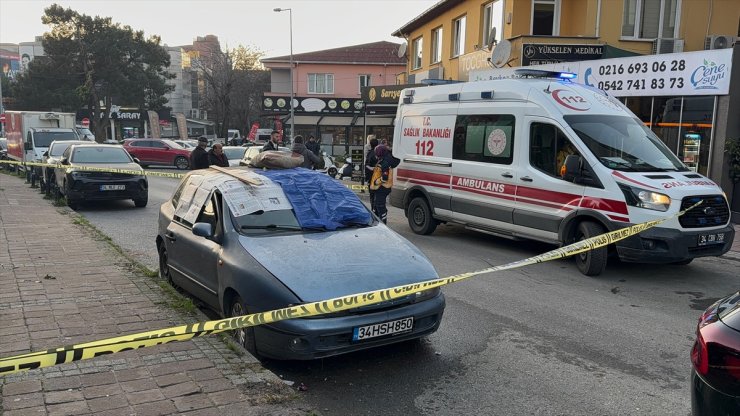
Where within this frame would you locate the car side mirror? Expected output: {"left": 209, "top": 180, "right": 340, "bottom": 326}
{"left": 61, "top": 157, "right": 69, "bottom": 165}
{"left": 162, "top": 146, "right": 170, "bottom": 150}
{"left": 133, "top": 157, "right": 141, "bottom": 165}
{"left": 24, "top": 141, "right": 33, "bottom": 151}
{"left": 192, "top": 222, "right": 214, "bottom": 239}
{"left": 43, "top": 151, "right": 49, "bottom": 157}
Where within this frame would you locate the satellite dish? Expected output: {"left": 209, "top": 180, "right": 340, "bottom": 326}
{"left": 397, "top": 42, "right": 408, "bottom": 59}
{"left": 490, "top": 39, "right": 512, "bottom": 68}
{"left": 487, "top": 27, "right": 497, "bottom": 48}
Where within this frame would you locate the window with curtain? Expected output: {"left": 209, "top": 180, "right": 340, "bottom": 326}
{"left": 482, "top": 1, "right": 504, "bottom": 46}
{"left": 431, "top": 27, "right": 443, "bottom": 63}
{"left": 622, "top": 0, "right": 679, "bottom": 39}
{"left": 453, "top": 16, "right": 466, "bottom": 57}
{"left": 308, "top": 73, "right": 334, "bottom": 94}
{"left": 412, "top": 37, "right": 423, "bottom": 69}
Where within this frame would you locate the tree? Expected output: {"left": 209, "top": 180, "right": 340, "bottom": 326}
{"left": 193, "top": 44, "right": 267, "bottom": 138}
{"left": 11, "top": 4, "right": 173, "bottom": 140}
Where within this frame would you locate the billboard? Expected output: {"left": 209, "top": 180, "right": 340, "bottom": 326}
{"left": 0, "top": 50, "right": 20, "bottom": 80}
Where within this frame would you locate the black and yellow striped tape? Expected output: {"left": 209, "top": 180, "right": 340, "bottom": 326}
{"left": 0, "top": 201, "right": 700, "bottom": 376}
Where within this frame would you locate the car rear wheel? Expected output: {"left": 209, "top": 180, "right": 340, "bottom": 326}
{"left": 133, "top": 197, "right": 148, "bottom": 208}
{"left": 158, "top": 244, "right": 175, "bottom": 286}
{"left": 408, "top": 197, "right": 437, "bottom": 235}
{"left": 228, "top": 295, "right": 257, "bottom": 356}
{"left": 574, "top": 221, "right": 608, "bottom": 276}
{"left": 174, "top": 156, "right": 189, "bottom": 170}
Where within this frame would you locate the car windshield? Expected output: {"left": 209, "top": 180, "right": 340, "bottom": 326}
{"left": 50, "top": 142, "right": 75, "bottom": 156}
{"left": 563, "top": 115, "right": 687, "bottom": 172}
{"left": 33, "top": 131, "right": 79, "bottom": 147}
{"left": 71, "top": 147, "right": 132, "bottom": 163}
{"left": 231, "top": 208, "right": 303, "bottom": 235}
{"left": 223, "top": 147, "right": 246, "bottom": 160}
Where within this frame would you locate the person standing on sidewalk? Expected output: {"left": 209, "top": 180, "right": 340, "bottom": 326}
{"left": 364, "top": 136, "right": 379, "bottom": 212}
{"left": 370, "top": 144, "right": 399, "bottom": 224}
{"left": 190, "top": 136, "right": 210, "bottom": 170}
{"left": 306, "top": 134, "right": 321, "bottom": 157}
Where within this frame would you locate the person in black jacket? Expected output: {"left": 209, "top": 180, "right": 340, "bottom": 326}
{"left": 364, "top": 136, "right": 379, "bottom": 211}
{"left": 262, "top": 131, "right": 280, "bottom": 151}
{"left": 291, "top": 135, "right": 321, "bottom": 169}
{"left": 208, "top": 143, "right": 229, "bottom": 167}
{"left": 305, "top": 134, "right": 321, "bottom": 157}
{"left": 371, "top": 144, "right": 398, "bottom": 224}
{"left": 190, "top": 136, "right": 210, "bottom": 170}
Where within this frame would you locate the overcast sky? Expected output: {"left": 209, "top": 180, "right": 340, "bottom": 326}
{"left": 0, "top": 0, "right": 438, "bottom": 57}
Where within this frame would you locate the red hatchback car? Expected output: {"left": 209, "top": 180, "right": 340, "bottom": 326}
{"left": 123, "top": 139, "right": 191, "bottom": 170}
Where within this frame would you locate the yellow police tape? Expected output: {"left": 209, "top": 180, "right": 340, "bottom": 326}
{"left": 0, "top": 159, "right": 186, "bottom": 179}
{"left": 0, "top": 201, "right": 701, "bottom": 376}
{"left": 0, "top": 159, "right": 369, "bottom": 188}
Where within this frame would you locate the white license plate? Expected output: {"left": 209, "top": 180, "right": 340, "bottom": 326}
{"left": 698, "top": 232, "right": 725, "bottom": 246}
{"left": 100, "top": 184, "right": 126, "bottom": 191}
{"left": 353, "top": 317, "right": 413, "bottom": 341}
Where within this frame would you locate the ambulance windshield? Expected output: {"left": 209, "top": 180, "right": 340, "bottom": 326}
{"left": 564, "top": 115, "right": 687, "bottom": 172}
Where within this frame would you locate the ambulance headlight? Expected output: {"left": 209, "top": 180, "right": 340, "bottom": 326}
{"left": 619, "top": 184, "right": 671, "bottom": 212}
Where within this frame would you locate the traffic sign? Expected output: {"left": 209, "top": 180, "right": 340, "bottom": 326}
{"left": 81, "top": 117, "right": 90, "bottom": 127}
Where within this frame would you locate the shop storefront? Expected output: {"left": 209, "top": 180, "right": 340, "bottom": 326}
{"left": 262, "top": 94, "right": 396, "bottom": 160}
{"left": 471, "top": 47, "right": 739, "bottom": 213}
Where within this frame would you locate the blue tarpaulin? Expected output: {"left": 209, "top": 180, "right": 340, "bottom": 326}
{"left": 258, "top": 168, "right": 372, "bottom": 230}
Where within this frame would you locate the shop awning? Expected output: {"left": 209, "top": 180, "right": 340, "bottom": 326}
{"left": 601, "top": 44, "right": 642, "bottom": 59}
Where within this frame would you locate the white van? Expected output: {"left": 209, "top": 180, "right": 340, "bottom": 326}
{"left": 390, "top": 70, "right": 734, "bottom": 276}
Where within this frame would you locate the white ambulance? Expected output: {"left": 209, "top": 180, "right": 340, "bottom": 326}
{"left": 390, "top": 69, "right": 734, "bottom": 276}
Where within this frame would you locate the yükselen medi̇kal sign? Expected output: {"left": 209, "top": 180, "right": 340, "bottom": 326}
{"left": 577, "top": 48, "right": 733, "bottom": 97}
{"left": 470, "top": 48, "right": 733, "bottom": 98}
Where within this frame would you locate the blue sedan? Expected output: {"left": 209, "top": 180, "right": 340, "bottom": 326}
{"left": 157, "top": 166, "right": 445, "bottom": 359}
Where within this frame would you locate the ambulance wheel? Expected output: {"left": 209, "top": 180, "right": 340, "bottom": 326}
{"left": 574, "top": 221, "right": 608, "bottom": 276}
{"left": 408, "top": 197, "right": 437, "bottom": 235}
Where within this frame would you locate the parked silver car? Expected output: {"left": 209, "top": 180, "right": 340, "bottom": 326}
{"left": 156, "top": 167, "right": 445, "bottom": 359}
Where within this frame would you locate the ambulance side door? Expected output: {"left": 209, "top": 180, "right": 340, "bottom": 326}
{"left": 514, "top": 117, "right": 585, "bottom": 242}
{"left": 450, "top": 108, "right": 519, "bottom": 229}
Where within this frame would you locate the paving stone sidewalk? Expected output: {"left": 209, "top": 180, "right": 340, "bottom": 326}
{"left": 0, "top": 173, "right": 311, "bottom": 416}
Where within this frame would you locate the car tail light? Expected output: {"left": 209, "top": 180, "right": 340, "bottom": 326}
{"left": 692, "top": 332, "right": 709, "bottom": 375}
{"left": 692, "top": 312, "right": 740, "bottom": 396}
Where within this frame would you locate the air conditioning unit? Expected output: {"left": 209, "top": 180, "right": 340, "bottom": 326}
{"left": 652, "top": 38, "right": 684, "bottom": 54}
{"left": 705, "top": 35, "right": 739, "bottom": 50}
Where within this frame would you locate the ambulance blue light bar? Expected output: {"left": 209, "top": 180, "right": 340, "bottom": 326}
{"left": 514, "top": 69, "right": 577, "bottom": 80}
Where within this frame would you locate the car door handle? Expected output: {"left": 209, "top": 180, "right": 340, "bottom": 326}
{"left": 501, "top": 172, "right": 513, "bottom": 178}
{"left": 520, "top": 176, "right": 533, "bottom": 182}
{"left": 165, "top": 231, "right": 177, "bottom": 242}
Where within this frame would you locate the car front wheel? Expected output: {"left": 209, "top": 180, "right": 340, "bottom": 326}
{"left": 228, "top": 295, "right": 257, "bottom": 356}
{"left": 574, "top": 221, "right": 608, "bottom": 276}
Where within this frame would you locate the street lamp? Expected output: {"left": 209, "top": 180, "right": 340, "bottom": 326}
{"left": 274, "top": 7, "right": 294, "bottom": 143}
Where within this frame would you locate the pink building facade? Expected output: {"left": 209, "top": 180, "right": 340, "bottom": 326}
{"left": 261, "top": 41, "right": 405, "bottom": 160}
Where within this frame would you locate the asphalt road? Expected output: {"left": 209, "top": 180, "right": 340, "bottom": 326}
{"left": 75, "top": 170, "right": 740, "bottom": 416}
